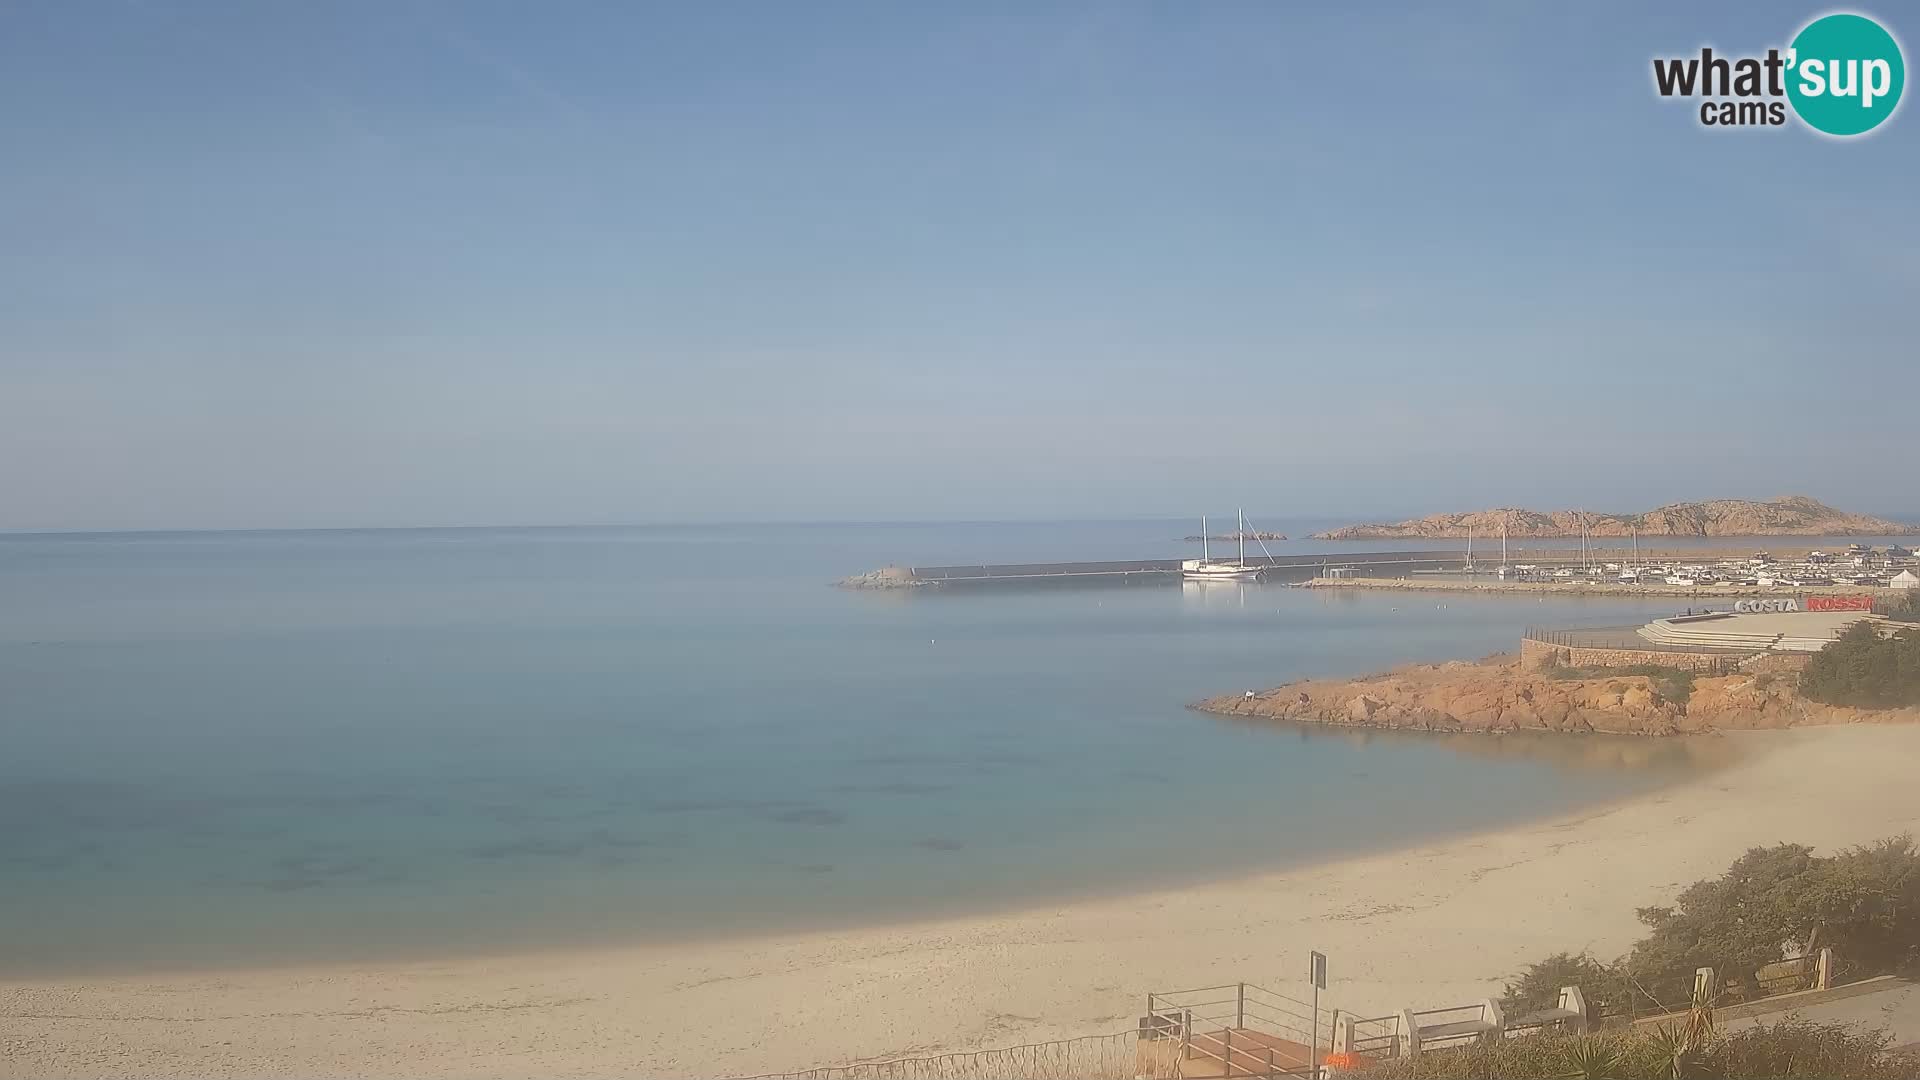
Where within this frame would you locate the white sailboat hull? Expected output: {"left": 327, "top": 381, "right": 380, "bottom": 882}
{"left": 1182, "top": 561, "right": 1262, "bottom": 581}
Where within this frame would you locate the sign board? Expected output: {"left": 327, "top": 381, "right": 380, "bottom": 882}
{"left": 1310, "top": 950, "right": 1327, "bottom": 990}
{"left": 1806, "top": 595, "right": 1875, "bottom": 612}
{"left": 1733, "top": 596, "right": 1876, "bottom": 614}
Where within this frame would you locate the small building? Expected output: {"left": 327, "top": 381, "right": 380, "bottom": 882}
{"left": 1887, "top": 545, "right": 1915, "bottom": 559}
{"left": 1893, "top": 569, "right": 1920, "bottom": 590}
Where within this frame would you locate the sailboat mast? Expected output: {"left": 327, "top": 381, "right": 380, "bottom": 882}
{"left": 1202, "top": 515, "right": 1210, "bottom": 562}
{"left": 1238, "top": 508, "right": 1246, "bottom": 567}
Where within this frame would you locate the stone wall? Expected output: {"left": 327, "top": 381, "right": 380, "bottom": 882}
{"left": 1737, "top": 651, "right": 1814, "bottom": 674}
{"left": 1520, "top": 637, "right": 1745, "bottom": 673}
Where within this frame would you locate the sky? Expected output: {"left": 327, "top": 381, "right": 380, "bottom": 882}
{"left": 2, "top": 1, "right": 1915, "bottom": 531}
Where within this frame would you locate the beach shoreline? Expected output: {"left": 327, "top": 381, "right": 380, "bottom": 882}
{"left": 0, "top": 729, "right": 1731, "bottom": 983}
{"left": 10, "top": 724, "right": 1920, "bottom": 1078}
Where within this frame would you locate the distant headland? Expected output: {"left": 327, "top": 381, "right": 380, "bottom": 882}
{"left": 1313, "top": 496, "right": 1918, "bottom": 540}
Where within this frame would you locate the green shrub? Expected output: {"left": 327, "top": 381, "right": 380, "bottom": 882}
{"left": 1347, "top": 1021, "right": 1919, "bottom": 1079}
{"left": 1498, "top": 836, "right": 1920, "bottom": 1018}
{"left": 1800, "top": 623, "right": 1920, "bottom": 708}
{"left": 1501, "top": 951, "right": 1618, "bottom": 1016}
{"left": 1887, "top": 589, "right": 1920, "bottom": 623}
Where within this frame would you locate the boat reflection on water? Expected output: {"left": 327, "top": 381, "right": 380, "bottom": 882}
{"left": 1180, "top": 577, "right": 1254, "bottom": 609}
{"left": 1209, "top": 711, "right": 1747, "bottom": 775}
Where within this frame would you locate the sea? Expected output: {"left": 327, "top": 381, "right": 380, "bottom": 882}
{"left": 4, "top": 518, "right": 1859, "bottom": 975}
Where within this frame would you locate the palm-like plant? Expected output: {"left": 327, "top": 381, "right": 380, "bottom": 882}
{"left": 1643, "top": 1024, "right": 1707, "bottom": 1080}
{"left": 1558, "top": 1037, "right": 1623, "bottom": 1080}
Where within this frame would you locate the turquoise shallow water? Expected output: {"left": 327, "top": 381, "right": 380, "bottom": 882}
{"left": 0, "top": 521, "right": 1737, "bottom": 974}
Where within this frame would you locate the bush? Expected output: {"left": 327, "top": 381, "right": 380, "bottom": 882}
{"left": 1501, "top": 951, "right": 1617, "bottom": 1016}
{"left": 1499, "top": 836, "right": 1920, "bottom": 1018}
{"left": 1800, "top": 623, "right": 1920, "bottom": 707}
{"left": 1888, "top": 589, "right": 1920, "bottom": 623}
{"left": 1348, "top": 1021, "right": 1920, "bottom": 1079}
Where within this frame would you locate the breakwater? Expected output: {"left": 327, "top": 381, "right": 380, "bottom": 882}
{"left": 840, "top": 550, "right": 1474, "bottom": 588}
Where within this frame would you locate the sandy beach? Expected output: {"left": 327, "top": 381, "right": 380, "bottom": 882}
{"left": 8, "top": 724, "right": 1920, "bottom": 1079}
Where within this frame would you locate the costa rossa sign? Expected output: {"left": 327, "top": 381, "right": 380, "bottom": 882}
{"left": 1734, "top": 595, "right": 1876, "bottom": 614}
{"left": 1806, "top": 594, "right": 1876, "bottom": 612}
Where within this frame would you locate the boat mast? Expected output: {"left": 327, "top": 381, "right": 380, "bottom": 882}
{"left": 1238, "top": 508, "right": 1246, "bottom": 567}
{"left": 1202, "top": 515, "right": 1210, "bottom": 562}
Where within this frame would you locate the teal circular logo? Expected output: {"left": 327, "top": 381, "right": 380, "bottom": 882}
{"left": 1787, "top": 13, "right": 1905, "bottom": 136}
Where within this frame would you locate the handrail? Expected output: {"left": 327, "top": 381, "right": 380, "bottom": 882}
{"left": 1154, "top": 982, "right": 1243, "bottom": 997}
{"left": 1412, "top": 1004, "right": 1486, "bottom": 1020}
{"left": 1243, "top": 1000, "right": 1316, "bottom": 1024}
{"left": 1183, "top": 1026, "right": 1316, "bottom": 1078}
{"left": 1149, "top": 979, "right": 1336, "bottom": 1075}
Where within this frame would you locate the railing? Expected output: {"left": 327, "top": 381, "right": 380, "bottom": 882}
{"left": 731, "top": 1030, "right": 1143, "bottom": 1080}
{"left": 1144, "top": 982, "right": 1332, "bottom": 1078}
{"left": 1345, "top": 1013, "right": 1402, "bottom": 1059}
{"left": 1409, "top": 1004, "right": 1497, "bottom": 1051}
{"left": 1523, "top": 624, "right": 1753, "bottom": 655}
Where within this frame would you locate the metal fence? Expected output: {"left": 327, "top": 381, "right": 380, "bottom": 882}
{"left": 1521, "top": 625, "right": 1747, "bottom": 654}
{"left": 730, "top": 1031, "right": 1145, "bottom": 1080}
{"left": 1346, "top": 1013, "right": 1402, "bottom": 1059}
{"left": 1143, "top": 982, "right": 1330, "bottom": 1078}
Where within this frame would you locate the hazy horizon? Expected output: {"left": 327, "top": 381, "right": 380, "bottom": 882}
{"left": 5, "top": 2, "right": 1914, "bottom": 532}
{"left": 3, "top": 498, "right": 1917, "bottom": 537}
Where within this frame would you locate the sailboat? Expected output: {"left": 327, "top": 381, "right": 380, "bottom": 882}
{"left": 1183, "top": 510, "right": 1264, "bottom": 581}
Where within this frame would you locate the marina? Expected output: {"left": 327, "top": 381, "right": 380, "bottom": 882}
{"left": 850, "top": 542, "right": 1920, "bottom": 591}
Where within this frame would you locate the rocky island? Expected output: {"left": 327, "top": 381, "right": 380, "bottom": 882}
{"left": 1313, "top": 496, "right": 1917, "bottom": 540}
{"left": 1194, "top": 655, "right": 1920, "bottom": 737}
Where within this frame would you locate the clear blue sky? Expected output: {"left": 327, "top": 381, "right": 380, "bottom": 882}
{"left": 3, "top": 2, "right": 1914, "bottom": 530}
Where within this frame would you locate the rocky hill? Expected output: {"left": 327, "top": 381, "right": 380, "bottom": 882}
{"left": 1313, "top": 496, "right": 1917, "bottom": 540}
{"left": 1194, "top": 656, "right": 1920, "bottom": 736}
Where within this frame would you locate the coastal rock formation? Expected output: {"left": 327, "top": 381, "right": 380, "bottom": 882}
{"left": 836, "top": 566, "right": 921, "bottom": 589}
{"left": 1312, "top": 496, "right": 1917, "bottom": 540}
{"left": 1194, "top": 656, "right": 1920, "bottom": 736}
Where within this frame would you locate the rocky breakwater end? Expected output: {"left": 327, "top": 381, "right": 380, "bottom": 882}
{"left": 1193, "top": 656, "right": 1920, "bottom": 737}
{"left": 837, "top": 566, "right": 923, "bottom": 589}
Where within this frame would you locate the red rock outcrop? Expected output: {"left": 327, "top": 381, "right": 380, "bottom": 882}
{"left": 1195, "top": 656, "right": 1920, "bottom": 735}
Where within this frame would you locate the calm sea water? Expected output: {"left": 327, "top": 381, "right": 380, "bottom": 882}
{"left": 0, "top": 520, "right": 1768, "bottom": 974}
